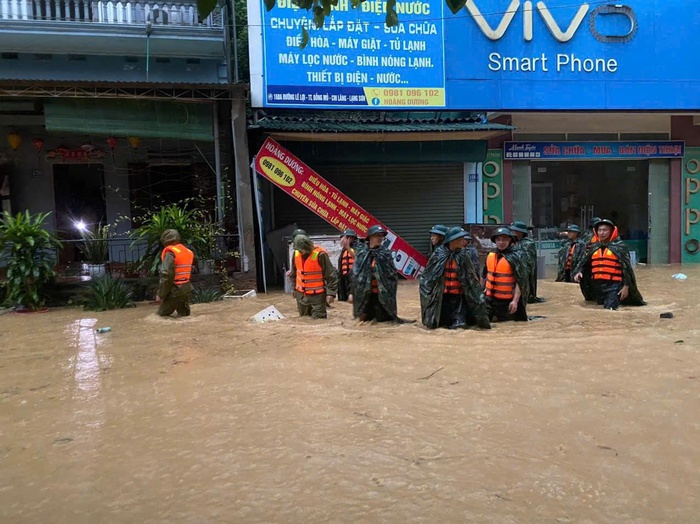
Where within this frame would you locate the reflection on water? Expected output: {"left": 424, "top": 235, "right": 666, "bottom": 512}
{"left": 65, "top": 318, "right": 111, "bottom": 429}
{"left": 66, "top": 318, "right": 100, "bottom": 398}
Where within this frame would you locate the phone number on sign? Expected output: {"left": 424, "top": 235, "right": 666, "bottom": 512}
{"left": 379, "top": 89, "right": 441, "bottom": 97}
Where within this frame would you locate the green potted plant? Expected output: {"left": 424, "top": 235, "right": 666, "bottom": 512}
{"left": 78, "top": 274, "right": 135, "bottom": 311}
{"left": 0, "top": 211, "right": 62, "bottom": 311}
{"left": 131, "top": 204, "right": 202, "bottom": 275}
{"left": 191, "top": 219, "right": 223, "bottom": 275}
{"left": 78, "top": 224, "right": 110, "bottom": 278}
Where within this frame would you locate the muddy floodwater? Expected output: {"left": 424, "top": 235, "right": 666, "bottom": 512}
{"left": 1, "top": 266, "right": 700, "bottom": 522}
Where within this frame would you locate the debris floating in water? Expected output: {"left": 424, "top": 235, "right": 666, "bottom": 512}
{"left": 660, "top": 313, "right": 674, "bottom": 319}
{"left": 96, "top": 327, "right": 111, "bottom": 333}
{"left": 672, "top": 273, "right": 688, "bottom": 280}
{"left": 251, "top": 306, "right": 285, "bottom": 323}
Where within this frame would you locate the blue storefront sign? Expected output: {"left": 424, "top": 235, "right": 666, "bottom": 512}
{"left": 254, "top": 0, "right": 446, "bottom": 109}
{"left": 249, "top": 0, "right": 700, "bottom": 110}
{"left": 504, "top": 141, "right": 686, "bottom": 160}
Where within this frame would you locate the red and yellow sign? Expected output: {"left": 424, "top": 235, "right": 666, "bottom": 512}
{"left": 255, "top": 138, "right": 428, "bottom": 279}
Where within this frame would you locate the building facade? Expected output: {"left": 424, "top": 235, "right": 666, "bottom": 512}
{"left": 0, "top": 1, "right": 256, "bottom": 278}
{"left": 246, "top": 0, "right": 700, "bottom": 276}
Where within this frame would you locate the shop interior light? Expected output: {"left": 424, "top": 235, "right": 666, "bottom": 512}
{"left": 74, "top": 220, "right": 88, "bottom": 232}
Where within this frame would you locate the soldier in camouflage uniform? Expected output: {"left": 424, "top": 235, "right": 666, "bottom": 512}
{"left": 157, "top": 229, "right": 195, "bottom": 317}
{"left": 574, "top": 219, "right": 645, "bottom": 310}
{"left": 510, "top": 221, "right": 544, "bottom": 304}
{"left": 420, "top": 227, "right": 491, "bottom": 330}
{"left": 556, "top": 224, "right": 586, "bottom": 282}
{"left": 482, "top": 227, "right": 530, "bottom": 322}
{"left": 580, "top": 217, "right": 601, "bottom": 245}
{"left": 429, "top": 224, "right": 448, "bottom": 254}
{"left": 337, "top": 228, "right": 358, "bottom": 302}
{"left": 289, "top": 235, "right": 338, "bottom": 319}
{"left": 352, "top": 225, "right": 400, "bottom": 322}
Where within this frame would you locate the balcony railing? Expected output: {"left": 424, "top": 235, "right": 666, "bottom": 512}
{"left": 0, "top": 0, "right": 222, "bottom": 27}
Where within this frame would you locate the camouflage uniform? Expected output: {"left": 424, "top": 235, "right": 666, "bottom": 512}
{"left": 556, "top": 236, "right": 586, "bottom": 282}
{"left": 420, "top": 244, "right": 491, "bottom": 330}
{"left": 157, "top": 229, "right": 194, "bottom": 317}
{"left": 289, "top": 235, "right": 338, "bottom": 319}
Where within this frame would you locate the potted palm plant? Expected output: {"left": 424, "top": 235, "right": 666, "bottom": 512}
{"left": 78, "top": 224, "right": 110, "bottom": 278}
{"left": 191, "top": 219, "right": 222, "bottom": 275}
{"left": 0, "top": 211, "right": 62, "bottom": 311}
{"left": 131, "top": 204, "right": 204, "bottom": 275}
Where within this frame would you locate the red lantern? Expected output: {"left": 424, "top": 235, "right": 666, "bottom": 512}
{"left": 107, "top": 136, "right": 118, "bottom": 151}
{"left": 32, "top": 138, "right": 44, "bottom": 152}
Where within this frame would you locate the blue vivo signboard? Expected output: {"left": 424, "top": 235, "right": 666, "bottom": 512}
{"left": 504, "top": 141, "right": 686, "bottom": 160}
{"left": 248, "top": 0, "right": 700, "bottom": 110}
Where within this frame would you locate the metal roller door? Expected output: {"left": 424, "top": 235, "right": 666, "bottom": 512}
{"left": 272, "top": 163, "right": 465, "bottom": 255}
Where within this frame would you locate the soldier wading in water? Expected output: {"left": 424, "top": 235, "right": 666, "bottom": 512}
{"left": 482, "top": 227, "right": 530, "bottom": 322}
{"left": 420, "top": 226, "right": 491, "bottom": 330}
{"left": 574, "top": 219, "right": 645, "bottom": 310}
{"left": 352, "top": 225, "right": 413, "bottom": 323}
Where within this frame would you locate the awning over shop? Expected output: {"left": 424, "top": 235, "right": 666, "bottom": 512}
{"left": 44, "top": 99, "right": 214, "bottom": 141}
{"left": 275, "top": 139, "right": 489, "bottom": 163}
{"left": 250, "top": 110, "right": 514, "bottom": 143}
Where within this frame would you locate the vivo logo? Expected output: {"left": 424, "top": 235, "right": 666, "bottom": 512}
{"left": 466, "top": 1, "right": 638, "bottom": 43}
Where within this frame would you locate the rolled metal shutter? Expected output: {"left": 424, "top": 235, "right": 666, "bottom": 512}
{"left": 272, "top": 163, "right": 465, "bottom": 256}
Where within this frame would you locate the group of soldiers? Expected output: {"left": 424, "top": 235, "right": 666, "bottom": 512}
{"left": 152, "top": 217, "right": 645, "bottom": 324}
{"left": 290, "top": 215, "right": 645, "bottom": 329}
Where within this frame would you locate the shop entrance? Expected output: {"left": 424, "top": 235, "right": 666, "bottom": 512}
{"left": 529, "top": 160, "right": 670, "bottom": 264}
{"left": 53, "top": 164, "right": 106, "bottom": 264}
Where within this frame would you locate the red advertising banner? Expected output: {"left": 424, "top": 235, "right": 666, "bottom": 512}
{"left": 254, "top": 138, "right": 428, "bottom": 279}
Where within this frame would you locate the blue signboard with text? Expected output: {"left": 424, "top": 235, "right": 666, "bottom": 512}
{"left": 249, "top": 0, "right": 700, "bottom": 110}
{"left": 504, "top": 141, "right": 686, "bottom": 160}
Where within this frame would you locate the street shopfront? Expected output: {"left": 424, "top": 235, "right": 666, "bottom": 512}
{"left": 248, "top": 111, "right": 511, "bottom": 259}
{"left": 247, "top": 0, "right": 700, "bottom": 266}
{"left": 503, "top": 139, "right": 685, "bottom": 265}
{"left": 1, "top": 97, "right": 228, "bottom": 266}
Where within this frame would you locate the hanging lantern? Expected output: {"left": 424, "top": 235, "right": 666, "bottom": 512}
{"left": 106, "top": 136, "right": 118, "bottom": 151}
{"left": 7, "top": 132, "right": 21, "bottom": 151}
{"left": 127, "top": 136, "right": 141, "bottom": 149}
{"left": 32, "top": 138, "right": 44, "bottom": 152}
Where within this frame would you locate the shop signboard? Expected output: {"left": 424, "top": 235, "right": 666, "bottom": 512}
{"left": 254, "top": 138, "right": 428, "bottom": 279}
{"left": 249, "top": 1, "right": 700, "bottom": 110}
{"left": 682, "top": 147, "right": 700, "bottom": 264}
{"left": 536, "top": 240, "right": 562, "bottom": 266}
{"left": 504, "top": 141, "right": 685, "bottom": 161}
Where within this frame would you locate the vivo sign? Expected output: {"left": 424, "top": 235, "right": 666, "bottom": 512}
{"left": 466, "top": 1, "right": 637, "bottom": 42}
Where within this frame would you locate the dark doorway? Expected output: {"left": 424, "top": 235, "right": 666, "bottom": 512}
{"left": 0, "top": 163, "right": 11, "bottom": 214}
{"left": 530, "top": 160, "right": 649, "bottom": 237}
{"left": 53, "top": 163, "right": 106, "bottom": 263}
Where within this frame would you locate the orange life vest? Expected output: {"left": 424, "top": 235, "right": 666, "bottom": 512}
{"left": 371, "top": 258, "right": 379, "bottom": 294}
{"left": 565, "top": 243, "right": 576, "bottom": 270}
{"left": 161, "top": 244, "right": 194, "bottom": 285}
{"left": 295, "top": 247, "right": 327, "bottom": 295}
{"left": 485, "top": 252, "right": 516, "bottom": 301}
{"left": 443, "top": 259, "right": 462, "bottom": 295}
{"left": 591, "top": 247, "right": 623, "bottom": 282}
{"left": 340, "top": 247, "right": 355, "bottom": 276}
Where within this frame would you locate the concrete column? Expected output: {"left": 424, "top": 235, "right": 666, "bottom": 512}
{"left": 231, "top": 96, "right": 257, "bottom": 285}
{"left": 502, "top": 160, "right": 514, "bottom": 224}
{"left": 670, "top": 159, "right": 682, "bottom": 264}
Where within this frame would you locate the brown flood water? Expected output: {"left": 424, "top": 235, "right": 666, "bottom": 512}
{"left": 1, "top": 266, "right": 699, "bottom": 522}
